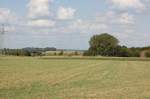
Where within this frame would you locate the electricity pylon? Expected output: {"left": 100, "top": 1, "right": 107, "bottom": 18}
{"left": 0, "top": 24, "right": 6, "bottom": 55}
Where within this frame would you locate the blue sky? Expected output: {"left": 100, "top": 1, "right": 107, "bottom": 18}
{"left": 0, "top": 0, "right": 150, "bottom": 49}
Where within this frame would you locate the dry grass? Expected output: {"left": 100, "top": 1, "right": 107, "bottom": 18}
{"left": 0, "top": 56, "right": 150, "bottom": 99}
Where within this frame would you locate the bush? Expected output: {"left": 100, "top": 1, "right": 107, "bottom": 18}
{"left": 83, "top": 51, "right": 90, "bottom": 56}
{"left": 58, "top": 51, "right": 64, "bottom": 56}
{"left": 145, "top": 51, "right": 150, "bottom": 57}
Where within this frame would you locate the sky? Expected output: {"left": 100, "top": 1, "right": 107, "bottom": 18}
{"left": 0, "top": 0, "right": 150, "bottom": 49}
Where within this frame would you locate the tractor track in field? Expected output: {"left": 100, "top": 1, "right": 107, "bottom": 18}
{"left": 49, "top": 62, "right": 108, "bottom": 86}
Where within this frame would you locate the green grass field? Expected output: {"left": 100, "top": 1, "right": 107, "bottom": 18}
{"left": 0, "top": 56, "right": 150, "bottom": 99}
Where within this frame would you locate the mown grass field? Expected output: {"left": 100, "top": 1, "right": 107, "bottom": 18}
{"left": 0, "top": 56, "right": 150, "bottom": 99}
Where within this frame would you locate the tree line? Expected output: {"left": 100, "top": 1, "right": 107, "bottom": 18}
{"left": 0, "top": 33, "right": 150, "bottom": 57}
{"left": 0, "top": 47, "right": 56, "bottom": 56}
{"left": 83, "top": 33, "right": 150, "bottom": 57}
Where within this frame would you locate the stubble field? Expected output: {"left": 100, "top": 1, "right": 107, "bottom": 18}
{"left": 0, "top": 56, "right": 150, "bottom": 99}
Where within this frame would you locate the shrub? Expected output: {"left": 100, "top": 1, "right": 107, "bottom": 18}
{"left": 145, "top": 51, "right": 150, "bottom": 57}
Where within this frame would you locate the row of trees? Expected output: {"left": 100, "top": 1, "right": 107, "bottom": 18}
{"left": 0, "top": 33, "right": 149, "bottom": 57}
{"left": 1, "top": 47, "right": 57, "bottom": 56}
{"left": 0, "top": 49, "right": 82, "bottom": 57}
{"left": 84, "top": 33, "right": 150, "bottom": 57}
{"left": 44, "top": 50, "right": 81, "bottom": 56}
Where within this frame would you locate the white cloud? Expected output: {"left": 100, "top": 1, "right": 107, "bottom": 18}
{"left": 70, "top": 19, "right": 107, "bottom": 32}
{"left": 57, "top": 6, "right": 76, "bottom": 20}
{"left": 46, "top": 11, "right": 135, "bottom": 34}
{"left": 49, "top": 18, "right": 108, "bottom": 34}
{"left": 118, "top": 13, "right": 135, "bottom": 24}
{"left": 28, "top": 0, "right": 52, "bottom": 19}
{"left": 111, "top": 0, "right": 145, "bottom": 11}
{"left": 106, "top": 11, "right": 135, "bottom": 25}
{"left": 27, "top": 0, "right": 55, "bottom": 28}
{"left": 0, "top": 8, "right": 17, "bottom": 24}
{"left": 27, "top": 19, "right": 55, "bottom": 27}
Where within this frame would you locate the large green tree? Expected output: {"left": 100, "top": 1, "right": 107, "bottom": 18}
{"left": 88, "top": 33, "right": 119, "bottom": 56}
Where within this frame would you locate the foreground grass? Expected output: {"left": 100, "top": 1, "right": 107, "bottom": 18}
{"left": 0, "top": 56, "right": 150, "bottom": 99}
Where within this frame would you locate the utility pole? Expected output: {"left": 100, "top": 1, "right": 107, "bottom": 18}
{"left": 0, "top": 24, "right": 5, "bottom": 34}
{"left": 0, "top": 24, "right": 6, "bottom": 55}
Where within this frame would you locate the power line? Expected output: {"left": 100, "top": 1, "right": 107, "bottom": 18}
{"left": 0, "top": 24, "right": 6, "bottom": 35}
